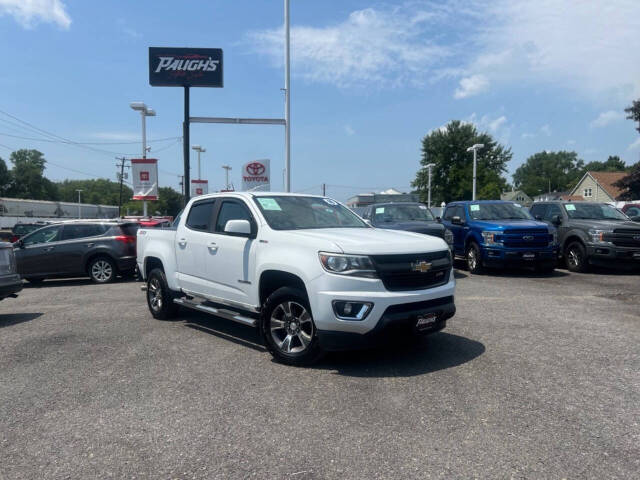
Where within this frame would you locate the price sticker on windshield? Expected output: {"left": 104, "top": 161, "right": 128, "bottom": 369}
{"left": 470, "top": 205, "right": 480, "bottom": 212}
{"left": 419, "top": 205, "right": 427, "bottom": 210}
{"left": 566, "top": 204, "right": 576, "bottom": 211}
{"left": 323, "top": 198, "right": 338, "bottom": 206}
{"left": 257, "top": 198, "right": 282, "bottom": 211}
{"left": 375, "top": 207, "right": 385, "bottom": 214}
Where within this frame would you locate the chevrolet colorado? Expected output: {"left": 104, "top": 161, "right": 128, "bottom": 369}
{"left": 137, "top": 193, "right": 456, "bottom": 365}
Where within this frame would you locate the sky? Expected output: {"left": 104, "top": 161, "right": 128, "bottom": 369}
{"left": 0, "top": 0, "right": 639, "bottom": 201}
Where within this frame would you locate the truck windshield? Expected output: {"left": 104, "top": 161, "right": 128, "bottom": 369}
{"left": 374, "top": 204, "right": 434, "bottom": 223}
{"left": 563, "top": 203, "right": 628, "bottom": 220}
{"left": 468, "top": 203, "right": 533, "bottom": 220}
{"left": 254, "top": 196, "right": 367, "bottom": 230}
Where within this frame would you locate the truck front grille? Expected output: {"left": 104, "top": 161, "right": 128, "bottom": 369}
{"left": 501, "top": 229, "right": 550, "bottom": 248}
{"left": 370, "top": 251, "right": 451, "bottom": 291}
{"left": 607, "top": 229, "right": 640, "bottom": 247}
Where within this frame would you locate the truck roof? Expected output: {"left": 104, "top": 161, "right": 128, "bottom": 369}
{"left": 446, "top": 200, "right": 516, "bottom": 205}
{"left": 190, "top": 191, "right": 332, "bottom": 201}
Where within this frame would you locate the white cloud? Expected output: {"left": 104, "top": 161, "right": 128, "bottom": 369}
{"left": 567, "top": 139, "right": 576, "bottom": 145}
{"left": 460, "top": 0, "right": 640, "bottom": 100}
{"left": 246, "top": 5, "right": 451, "bottom": 88}
{"left": 467, "top": 113, "right": 511, "bottom": 141}
{"left": 454, "top": 74, "right": 489, "bottom": 99}
{"left": 628, "top": 138, "right": 640, "bottom": 151}
{"left": 0, "top": 0, "right": 71, "bottom": 29}
{"left": 540, "top": 124, "right": 552, "bottom": 136}
{"left": 521, "top": 133, "right": 535, "bottom": 139}
{"left": 589, "top": 110, "right": 624, "bottom": 128}
{"left": 344, "top": 124, "right": 355, "bottom": 136}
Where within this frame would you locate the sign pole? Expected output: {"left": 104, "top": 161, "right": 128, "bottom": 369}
{"left": 183, "top": 86, "right": 190, "bottom": 203}
{"left": 284, "top": 0, "right": 291, "bottom": 192}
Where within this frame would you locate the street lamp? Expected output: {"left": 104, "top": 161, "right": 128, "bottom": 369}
{"left": 466, "top": 143, "right": 484, "bottom": 200}
{"left": 130, "top": 102, "right": 156, "bottom": 216}
{"left": 222, "top": 165, "right": 232, "bottom": 190}
{"left": 76, "top": 189, "right": 83, "bottom": 219}
{"left": 425, "top": 163, "right": 435, "bottom": 208}
{"left": 192, "top": 145, "right": 206, "bottom": 180}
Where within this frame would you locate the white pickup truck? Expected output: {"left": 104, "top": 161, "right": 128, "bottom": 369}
{"left": 137, "top": 193, "right": 456, "bottom": 365}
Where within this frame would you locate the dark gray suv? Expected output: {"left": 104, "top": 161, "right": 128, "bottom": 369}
{"left": 530, "top": 201, "right": 640, "bottom": 272}
{"left": 13, "top": 221, "right": 139, "bottom": 284}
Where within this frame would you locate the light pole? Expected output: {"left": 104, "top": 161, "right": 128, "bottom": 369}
{"left": 466, "top": 143, "right": 484, "bottom": 200}
{"left": 284, "top": 0, "right": 291, "bottom": 192}
{"left": 130, "top": 102, "right": 156, "bottom": 216}
{"left": 76, "top": 189, "right": 83, "bottom": 219}
{"left": 425, "top": 163, "right": 435, "bottom": 208}
{"left": 192, "top": 145, "right": 206, "bottom": 180}
{"left": 222, "top": 165, "right": 232, "bottom": 190}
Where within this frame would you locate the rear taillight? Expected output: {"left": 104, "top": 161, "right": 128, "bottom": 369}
{"left": 114, "top": 235, "right": 136, "bottom": 244}
{"left": 10, "top": 235, "right": 18, "bottom": 243}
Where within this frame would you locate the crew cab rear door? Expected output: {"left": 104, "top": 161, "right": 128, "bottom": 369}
{"left": 175, "top": 199, "right": 217, "bottom": 296}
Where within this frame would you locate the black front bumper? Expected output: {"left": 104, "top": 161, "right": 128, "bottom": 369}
{"left": 586, "top": 244, "right": 640, "bottom": 267}
{"left": 482, "top": 248, "right": 558, "bottom": 268}
{"left": 0, "top": 274, "right": 23, "bottom": 299}
{"left": 317, "top": 296, "right": 455, "bottom": 351}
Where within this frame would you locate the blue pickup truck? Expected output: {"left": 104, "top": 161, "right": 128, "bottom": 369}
{"left": 440, "top": 200, "right": 558, "bottom": 273}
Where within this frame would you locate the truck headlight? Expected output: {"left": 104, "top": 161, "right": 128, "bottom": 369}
{"left": 318, "top": 252, "right": 378, "bottom": 278}
{"left": 481, "top": 230, "right": 502, "bottom": 246}
{"left": 444, "top": 228, "right": 454, "bottom": 245}
{"left": 588, "top": 229, "right": 613, "bottom": 244}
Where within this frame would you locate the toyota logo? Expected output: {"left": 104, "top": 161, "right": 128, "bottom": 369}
{"left": 246, "top": 162, "right": 265, "bottom": 176}
{"left": 523, "top": 235, "right": 534, "bottom": 241}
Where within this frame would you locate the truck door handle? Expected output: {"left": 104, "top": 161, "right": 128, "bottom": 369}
{"left": 178, "top": 238, "right": 187, "bottom": 246}
{"left": 43, "top": 247, "right": 55, "bottom": 252}
{"left": 85, "top": 243, "right": 94, "bottom": 247}
{"left": 207, "top": 242, "right": 218, "bottom": 252}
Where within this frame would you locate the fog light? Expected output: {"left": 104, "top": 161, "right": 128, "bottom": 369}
{"left": 332, "top": 301, "right": 373, "bottom": 321}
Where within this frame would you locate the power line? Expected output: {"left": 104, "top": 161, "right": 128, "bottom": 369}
{"left": 0, "top": 131, "right": 181, "bottom": 145}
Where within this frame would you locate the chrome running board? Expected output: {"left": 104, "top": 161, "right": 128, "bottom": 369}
{"left": 173, "top": 298, "right": 257, "bottom": 327}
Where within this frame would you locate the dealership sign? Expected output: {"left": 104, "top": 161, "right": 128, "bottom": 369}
{"left": 241, "top": 159, "right": 270, "bottom": 192}
{"left": 190, "top": 179, "right": 209, "bottom": 197}
{"left": 131, "top": 159, "right": 159, "bottom": 201}
{"left": 149, "top": 47, "right": 223, "bottom": 87}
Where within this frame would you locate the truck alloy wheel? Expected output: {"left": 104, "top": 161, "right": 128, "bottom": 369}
{"left": 148, "top": 277, "right": 164, "bottom": 312}
{"left": 270, "top": 301, "right": 314, "bottom": 354}
{"left": 466, "top": 243, "right": 484, "bottom": 274}
{"left": 565, "top": 242, "right": 588, "bottom": 273}
{"left": 146, "top": 268, "right": 179, "bottom": 320}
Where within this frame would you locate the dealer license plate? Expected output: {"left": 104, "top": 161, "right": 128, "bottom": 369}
{"left": 416, "top": 313, "right": 438, "bottom": 330}
{"left": 522, "top": 252, "right": 536, "bottom": 260}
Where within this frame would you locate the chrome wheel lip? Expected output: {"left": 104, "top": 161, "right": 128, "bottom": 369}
{"left": 270, "top": 301, "right": 313, "bottom": 354}
{"left": 148, "top": 278, "right": 163, "bottom": 311}
{"left": 91, "top": 260, "right": 113, "bottom": 282}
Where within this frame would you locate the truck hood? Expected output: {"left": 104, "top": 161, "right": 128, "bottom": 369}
{"left": 567, "top": 219, "right": 640, "bottom": 230}
{"left": 283, "top": 227, "right": 449, "bottom": 255}
{"left": 374, "top": 221, "right": 446, "bottom": 238}
{"left": 471, "top": 219, "right": 549, "bottom": 231}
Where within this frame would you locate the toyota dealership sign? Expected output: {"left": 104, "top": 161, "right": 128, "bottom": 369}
{"left": 241, "top": 159, "right": 270, "bottom": 191}
{"left": 131, "top": 159, "right": 159, "bottom": 201}
{"left": 149, "top": 47, "right": 223, "bottom": 87}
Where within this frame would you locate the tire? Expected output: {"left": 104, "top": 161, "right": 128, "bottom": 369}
{"left": 146, "top": 268, "right": 179, "bottom": 320}
{"left": 466, "top": 242, "right": 484, "bottom": 274}
{"left": 260, "top": 287, "right": 323, "bottom": 366}
{"left": 25, "top": 277, "right": 44, "bottom": 284}
{"left": 565, "top": 241, "right": 589, "bottom": 273}
{"left": 88, "top": 256, "right": 116, "bottom": 284}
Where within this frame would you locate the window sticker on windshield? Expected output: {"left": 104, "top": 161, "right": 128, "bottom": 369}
{"left": 514, "top": 203, "right": 522, "bottom": 208}
{"left": 323, "top": 198, "right": 338, "bottom": 206}
{"left": 419, "top": 205, "right": 427, "bottom": 210}
{"left": 470, "top": 205, "right": 480, "bottom": 212}
{"left": 257, "top": 198, "right": 282, "bottom": 211}
{"left": 375, "top": 207, "right": 385, "bottom": 214}
{"left": 566, "top": 204, "right": 576, "bottom": 211}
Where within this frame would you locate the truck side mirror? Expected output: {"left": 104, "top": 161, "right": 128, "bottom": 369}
{"left": 16, "top": 239, "right": 25, "bottom": 249}
{"left": 224, "top": 219, "right": 252, "bottom": 237}
{"left": 436, "top": 216, "right": 441, "bottom": 222}
{"left": 534, "top": 214, "right": 542, "bottom": 221}
{"left": 551, "top": 214, "right": 562, "bottom": 225}
{"left": 451, "top": 216, "right": 464, "bottom": 225}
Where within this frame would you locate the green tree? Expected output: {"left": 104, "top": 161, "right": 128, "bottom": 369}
{"left": 583, "top": 155, "right": 627, "bottom": 173}
{"left": 613, "top": 161, "right": 640, "bottom": 200}
{"left": 625, "top": 99, "right": 640, "bottom": 134}
{"left": 6, "top": 149, "right": 58, "bottom": 200}
{"left": 56, "top": 178, "right": 132, "bottom": 206}
{"left": 412, "top": 120, "right": 511, "bottom": 203}
{"left": 122, "top": 187, "right": 184, "bottom": 217}
{"left": 513, "top": 151, "right": 585, "bottom": 197}
{"left": 0, "top": 157, "right": 12, "bottom": 196}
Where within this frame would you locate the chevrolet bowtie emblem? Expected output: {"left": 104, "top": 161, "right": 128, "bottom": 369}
{"left": 412, "top": 261, "right": 432, "bottom": 273}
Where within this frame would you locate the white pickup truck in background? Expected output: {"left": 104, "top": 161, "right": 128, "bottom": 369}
{"left": 137, "top": 192, "right": 456, "bottom": 365}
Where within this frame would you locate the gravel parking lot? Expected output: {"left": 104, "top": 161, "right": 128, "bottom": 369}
{"left": 1, "top": 267, "right": 639, "bottom": 479}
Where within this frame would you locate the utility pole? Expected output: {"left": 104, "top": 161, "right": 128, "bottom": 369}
{"left": 76, "top": 189, "right": 83, "bottom": 219}
{"left": 284, "top": 0, "right": 291, "bottom": 192}
{"left": 222, "top": 165, "right": 232, "bottom": 190}
{"left": 322, "top": 183, "right": 326, "bottom": 196}
{"left": 116, "top": 157, "right": 128, "bottom": 217}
